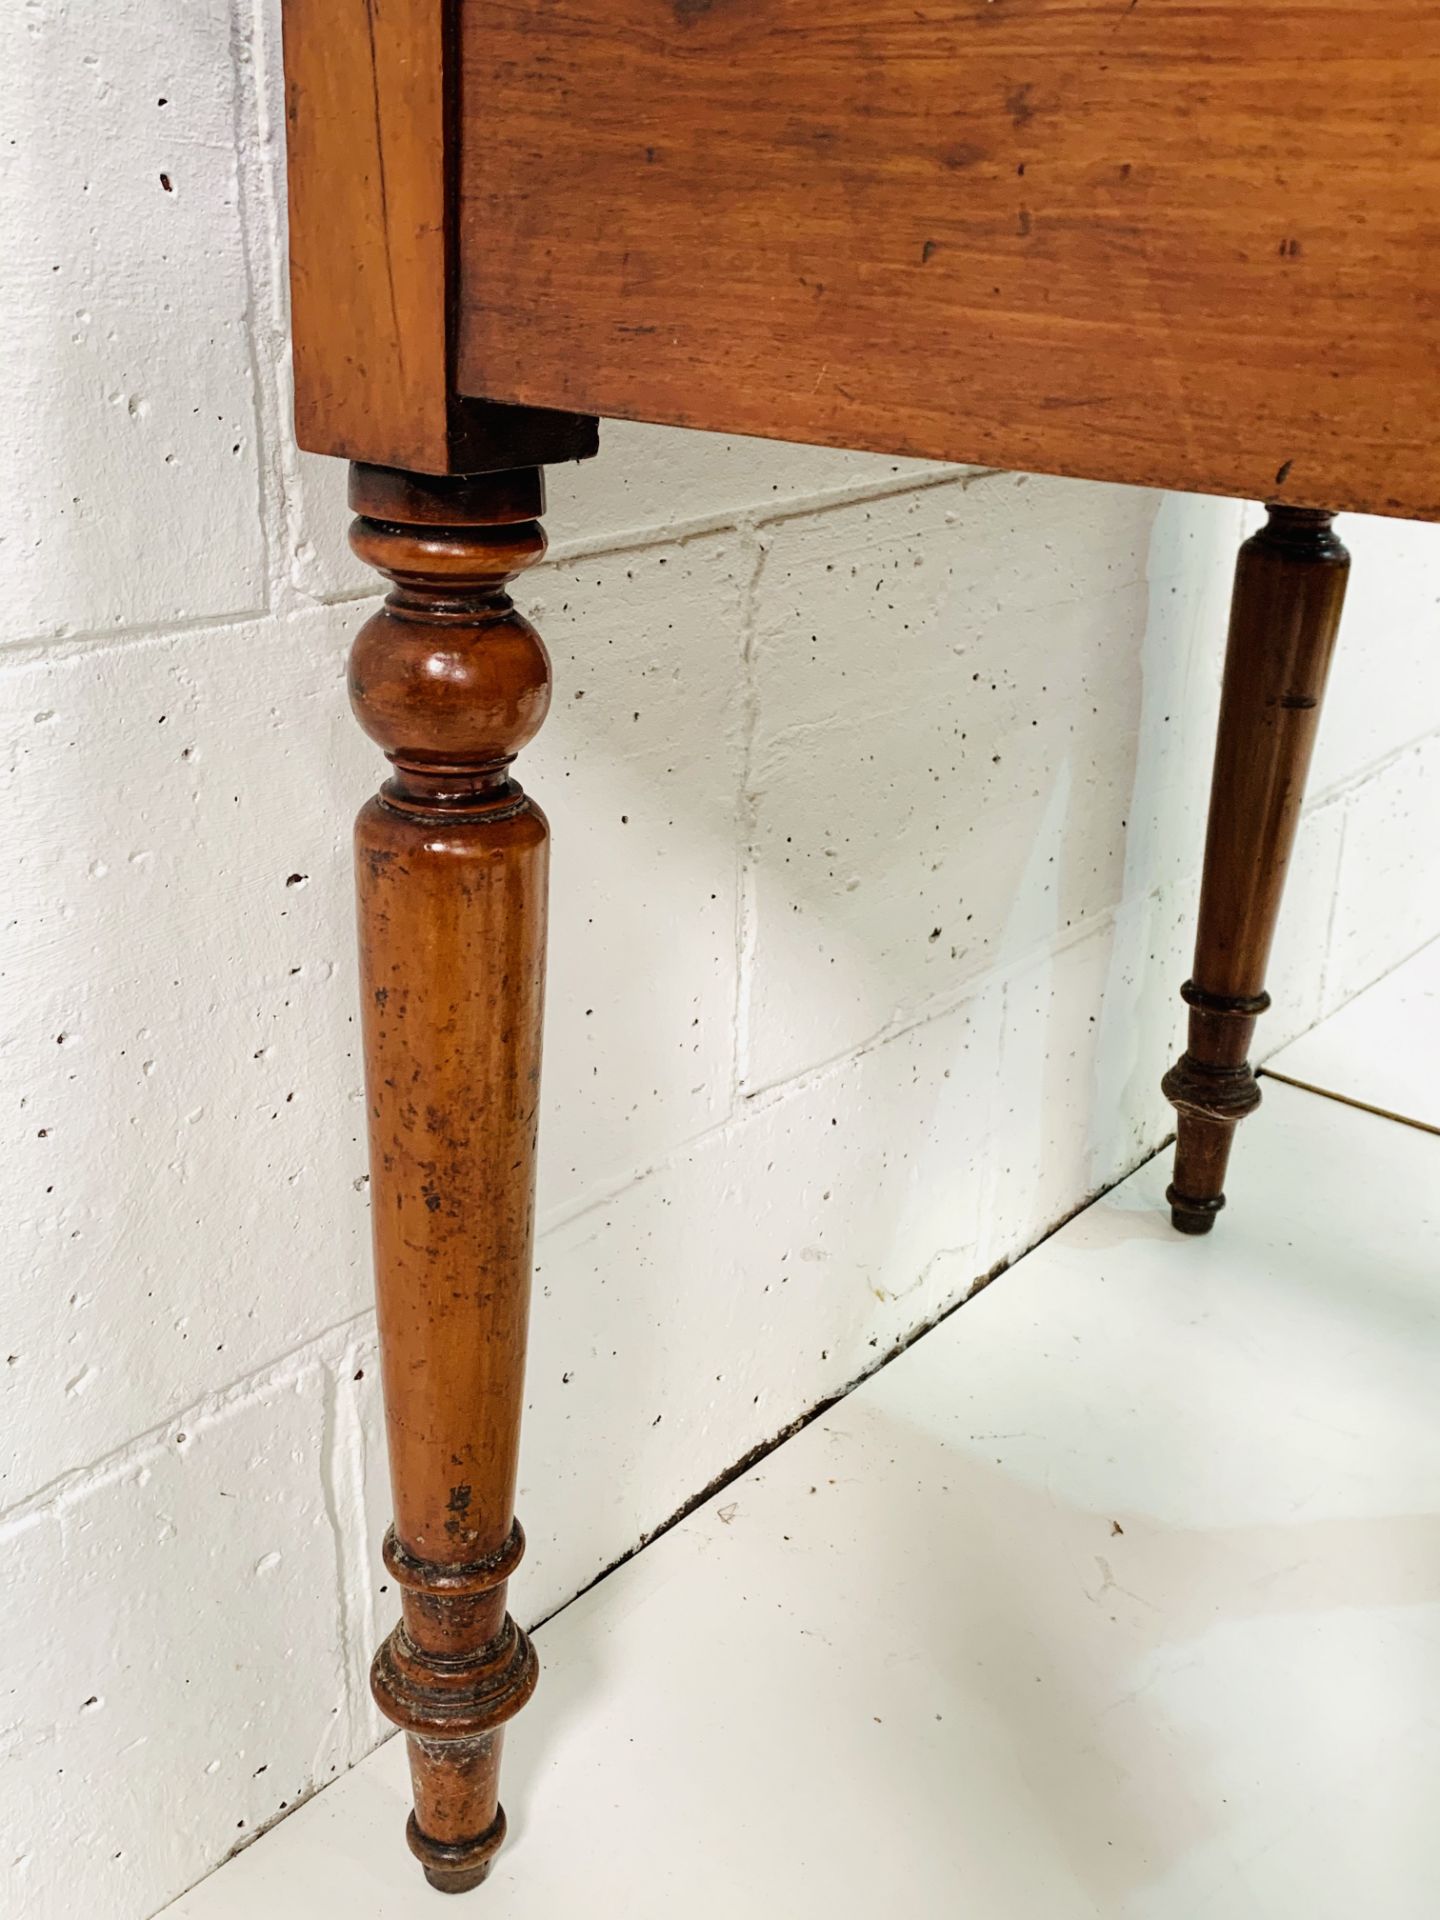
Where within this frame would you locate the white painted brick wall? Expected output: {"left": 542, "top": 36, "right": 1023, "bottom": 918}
{"left": 4, "top": 4, "right": 1440, "bottom": 1916}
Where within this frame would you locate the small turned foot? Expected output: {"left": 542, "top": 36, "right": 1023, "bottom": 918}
{"left": 1171, "top": 1209, "right": 1218, "bottom": 1236}
{"left": 426, "top": 1870, "right": 492, "bottom": 1897}
{"left": 408, "top": 1808, "right": 507, "bottom": 1894}
{"left": 426, "top": 1867, "right": 493, "bottom": 1897}
{"left": 1168, "top": 1196, "right": 1223, "bottom": 1235}
{"left": 1166, "top": 1182, "right": 1225, "bottom": 1236}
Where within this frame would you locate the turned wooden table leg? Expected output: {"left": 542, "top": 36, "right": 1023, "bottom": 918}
{"left": 346, "top": 461, "right": 552, "bottom": 1892}
{"left": 1163, "top": 504, "right": 1350, "bottom": 1233}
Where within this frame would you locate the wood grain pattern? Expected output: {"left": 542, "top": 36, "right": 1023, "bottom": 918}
{"left": 457, "top": 0, "right": 1440, "bottom": 518}
{"left": 348, "top": 461, "right": 553, "bottom": 1890}
{"left": 1164, "top": 505, "right": 1349, "bottom": 1232}
{"left": 281, "top": 0, "right": 597, "bottom": 473}
{"left": 283, "top": 0, "right": 449, "bottom": 469}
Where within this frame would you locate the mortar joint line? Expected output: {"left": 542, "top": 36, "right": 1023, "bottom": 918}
{"left": 0, "top": 1307, "right": 375, "bottom": 1530}
{"left": 224, "top": 0, "right": 284, "bottom": 623}
{"left": 730, "top": 516, "right": 773, "bottom": 1115}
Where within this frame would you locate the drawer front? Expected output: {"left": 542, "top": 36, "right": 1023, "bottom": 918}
{"left": 457, "top": 0, "right": 1440, "bottom": 516}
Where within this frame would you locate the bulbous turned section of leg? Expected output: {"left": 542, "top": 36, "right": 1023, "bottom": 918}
{"left": 1164, "top": 504, "right": 1349, "bottom": 1234}
{"left": 1163, "top": 984, "right": 1268, "bottom": 1234}
{"left": 348, "top": 461, "right": 551, "bottom": 1891}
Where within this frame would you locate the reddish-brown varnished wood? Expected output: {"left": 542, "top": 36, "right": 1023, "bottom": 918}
{"left": 456, "top": 0, "right": 1440, "bottom": 520}
{"left": 281, "top": 0, "right": 596, "bottom": 474}
{"left": 348, "top": 460, "right": 554, "bottom": 1891}
{"left": 1164, "top": 505, "right": 1350, "bottom": 1232}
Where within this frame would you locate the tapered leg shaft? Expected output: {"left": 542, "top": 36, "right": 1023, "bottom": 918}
{"left": 347, "top": 462, "right": 552, "bottom": 1891}
{"left": 1163, "top": 504, "right": 1349, "bottom": 1233}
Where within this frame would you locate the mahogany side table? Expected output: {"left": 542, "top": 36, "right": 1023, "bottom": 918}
{"left": 280, "top": 0, "right": 1440, "bottom": 1891}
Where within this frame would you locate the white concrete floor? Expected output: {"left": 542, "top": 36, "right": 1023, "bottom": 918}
{"left": 164, "top": 948, "right": 1440, "bottom": 1920}
{"left": 1267, "top": 936, "right": 1440, "bottom": 1133}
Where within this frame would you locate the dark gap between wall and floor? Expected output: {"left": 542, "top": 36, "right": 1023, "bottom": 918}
{"left": 526, "top": 1131, "right": 1177, "bottom": 1637}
